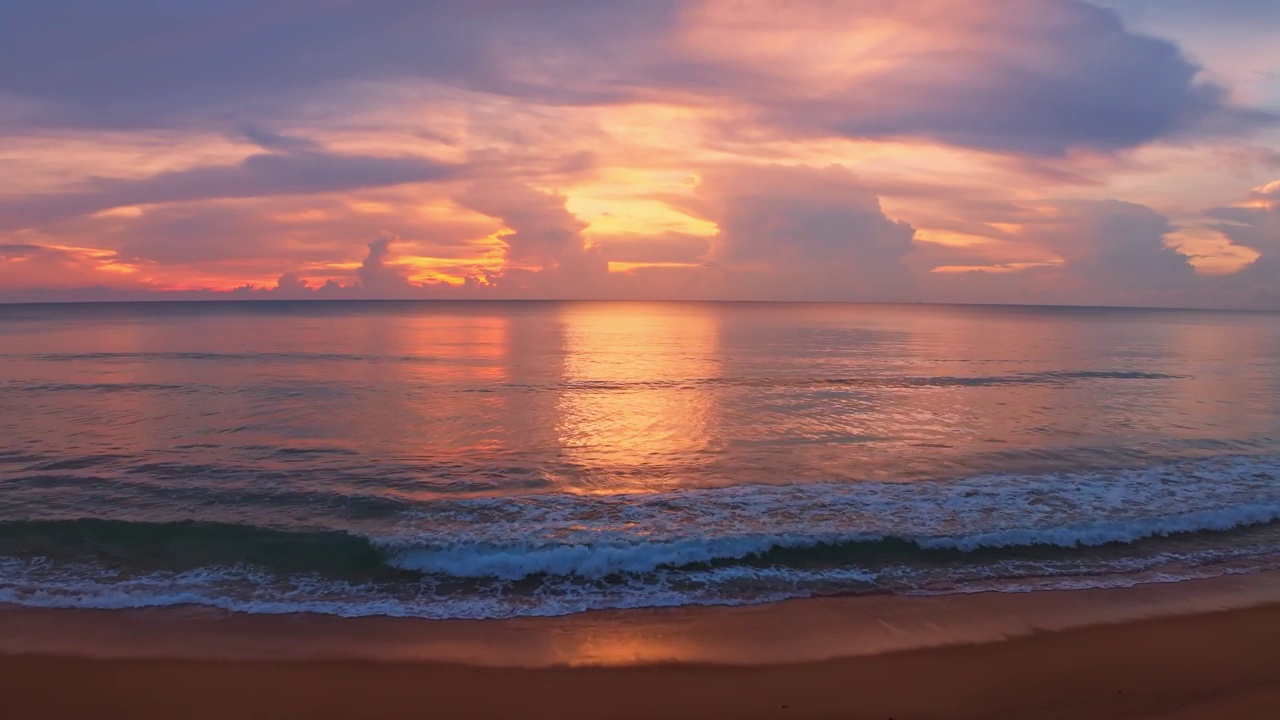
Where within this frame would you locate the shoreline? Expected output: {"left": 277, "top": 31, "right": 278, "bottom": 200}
{"left": 1, "top": 570, "right": 1277, "bottom": 667}
{"left": 1, "top": 580, "right": 1277, "bottom": 718}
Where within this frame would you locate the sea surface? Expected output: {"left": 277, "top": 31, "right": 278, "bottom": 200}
{"left": 0, "top": 301, "right": 1278, "bottom": 618}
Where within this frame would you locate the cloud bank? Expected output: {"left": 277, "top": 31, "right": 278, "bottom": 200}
{"left": 1, "top": 0, "right": 1278, "bottom": 308}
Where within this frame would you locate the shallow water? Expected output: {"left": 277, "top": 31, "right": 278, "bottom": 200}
{"left": 1, "top": 301, "right": 1278, "bottom": 617}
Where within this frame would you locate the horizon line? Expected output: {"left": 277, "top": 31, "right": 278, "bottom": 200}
{"left": 1, "top": 297, "right": 1276, "bottom": 315}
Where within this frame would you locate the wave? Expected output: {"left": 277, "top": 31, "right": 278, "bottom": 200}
{"left": 562, "top": 370, "right": 1185, "bottom": 391}
{"left": 0, "top": 381, "right": 200, "bottom": 393}
{"left": 385, "top": 505, "right": 1280, "bottom": 579}
{"left": 0, "top": 519, "right": 398, "bottom": 579}
{"left": 10, "top": 351, "right": 448, "bottom": 364}
{"left": 0, "top": 369, "right": 1182, "bottom": 396}
{"left": 1, "top": 455, "right": 1277, "bottom": 617}
{"left": 2, "top": 505, "right": 1277, "bottom": 582}
{"left": 0, "top": 536, "right": 1274, "bottom": 620}
{"left": 456, "top": 370, "right": 1187, "bottom": 393}
{"left": 2, "top": 455, "right": 1278, "bottom": 580}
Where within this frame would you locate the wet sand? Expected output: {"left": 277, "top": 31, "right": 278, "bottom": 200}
{"left": 2, "top": 576, "right": 1278, "bottom": 719}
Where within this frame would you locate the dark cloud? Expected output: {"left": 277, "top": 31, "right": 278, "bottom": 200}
{"left": 0, "top": 243, "right": 57, "bottom": 259}
{"left": 236, "top": 125, "right": 324, "bottom": 153}
{"left": 2, "top": 1, "right": 1265, "bottom": 155}
{"left": 657, "top": 0, "right": 1270, "bottom": 155}
{"left": 0, "top": 150, "right": 456, "bottom": 231}
{"left": 0, "top": 0, "right": 680, "bottom": 129}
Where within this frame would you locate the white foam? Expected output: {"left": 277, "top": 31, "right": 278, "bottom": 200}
{"left": 379, "top": 456, "right": 1280, "bottom": 579}
{"left": 0, "top": 547, "right": 1274, "bottom": 620}
{"left": 2, "top": 455, "right": 1278, "bottom": 618}
{"left": 384, "top": 502, "right": 1280, "bottom": 579}
{"left": 390, "top": 536, "right": 794, "bottom": 579}
{"left": 915, "top": 502, "right": 1280, "bottom": 551}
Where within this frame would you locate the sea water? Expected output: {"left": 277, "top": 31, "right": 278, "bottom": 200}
{"left": 0, "top": 301, "right": 1277, "bottom": 618}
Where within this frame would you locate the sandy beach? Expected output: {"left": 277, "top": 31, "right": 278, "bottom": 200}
{"left": 1, "top": 603, "right": 1276, "bottom": 719}
{"left": 2, "top": 574, "right": 1278, "bottom": 719}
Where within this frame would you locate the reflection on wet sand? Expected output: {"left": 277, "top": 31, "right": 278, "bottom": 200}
{"left": 0, "top": 572, "right": 1274, "bottom": 667}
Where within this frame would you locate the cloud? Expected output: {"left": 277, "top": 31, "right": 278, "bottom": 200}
{"left": 109, "top": 204, "right": 290, "bottom": 265}
{"left": 0, "top": 0, "right": 680, "bottom": 130}
{"left": 0, "top": 243, "right": 58, "bottom": 260}
{"left": 3, "top": 0, "right": 1266, "bottom": 157}
{"left": 594, "top": 232, "right": 710, "bottom": 264}
{"left": 1097, "top": 1, "right": 1280, "bottom": 27}
{"left": 236, "top": 125, "right": 324, "bottom": 153}
{"left": 0, "top": 149, "right": 457, "bottom": 231}
{"left": 2, "top": 1, "right": 1277, "bottom": 308}
{"left": 0, "top": 180, "right": 506, "bottom": 296}
{"left": 225, "top": 234, "right": 482, "bottom": 301}
{"left": 454, "top": 180, "right": 607, "bottom": 293}
{"left": 924, "top": 199, "right": 1200, "bottom": 306}
{"left": 274, "top": 270, "right": 311, "bottom": 294}
{"left": 1204, "top": 180, "right": 1280, "bottom": 306}
{"left": 69, "top": 187, "right": 495, "bottom": 272}
{"left": 0, "top": 243, "right": 127, "bottom": 290}
{"left": 677, "top": 165, "right": 916, "bottom": 299}
{"left": 355, "top": 234, "right": 413, "bottom": 294}
{"left": 1038, "top": 200, "right": 1196, "bottom": 290}
{"left": 658, "top": 0, "right": 1270, "bottom": 154}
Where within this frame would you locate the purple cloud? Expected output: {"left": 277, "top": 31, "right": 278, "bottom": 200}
{"left": 0, "top": 150, "right": 457, "bottom": 231}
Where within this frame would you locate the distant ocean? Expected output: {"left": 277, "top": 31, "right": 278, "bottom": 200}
{"left": 1, "top": 301, "right": 1277, "bottom": 618}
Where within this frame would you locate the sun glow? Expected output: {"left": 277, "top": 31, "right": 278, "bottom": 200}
{"left": 554, "top": 303, "right": 720, "bottom": 492}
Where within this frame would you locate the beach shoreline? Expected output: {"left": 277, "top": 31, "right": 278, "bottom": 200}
{"left": 2, "top": 573, "right": 1278, "bottom": 718}
{"left": 1, "top": 603, "right": 1276, "bottom": 719}
{"left": 2, "top": 570, "right": 1277, "bottom": 666}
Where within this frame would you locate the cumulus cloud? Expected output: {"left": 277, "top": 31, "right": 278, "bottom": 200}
{"left": 227, "top": 235, "right": 478, "bottom": 301}
{"left": 676, "top": 165, "right": 916, "bottom": 299}
{"left": 1204, "top": 180, "right": 1280, "bottom": 306}
{"left": 925, "top": 199, "right": 1199, "bottom": 306}
{"left": 455, "top": 180, "right": 607, "bottom": 294}
{"left": 273, "top": 271, "right": 311, "bottom": 294}
{"left": 1037, "top": 200, "right": 1196, "bottom": 290}
{"left": 356, "top": 235, "right": 413, "bottom": 294}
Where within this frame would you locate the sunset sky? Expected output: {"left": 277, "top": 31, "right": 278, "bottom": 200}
{"left": 2, "top": 0, "right": 1278, "bottom": 308}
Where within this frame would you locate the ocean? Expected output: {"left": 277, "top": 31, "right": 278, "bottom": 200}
{"left": 0, "top": 300, "right": 1277, "bottom": 618}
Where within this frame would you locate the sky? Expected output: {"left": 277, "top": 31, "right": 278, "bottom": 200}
{"left": 1, "top": 0, "right": 1278, "bottom": 308}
